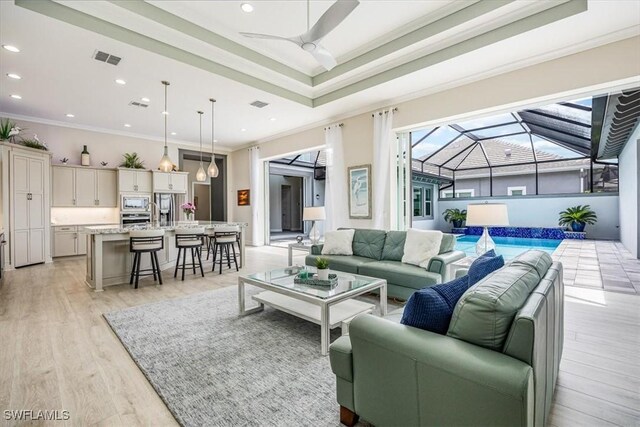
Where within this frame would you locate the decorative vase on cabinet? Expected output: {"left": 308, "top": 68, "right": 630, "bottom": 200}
{"left": 81, "top": 145, "right": 90, "bottom": 166}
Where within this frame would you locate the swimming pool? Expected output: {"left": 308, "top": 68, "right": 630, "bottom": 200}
{"left": 454, "top": 235, "right": 562, "bottom": 259}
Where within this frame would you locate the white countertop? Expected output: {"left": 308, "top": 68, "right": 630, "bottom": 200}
{"left": 82, "top": 221, "right": 248, "bottom": 235}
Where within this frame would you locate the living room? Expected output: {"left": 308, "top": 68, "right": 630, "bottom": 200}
{"left": 1, "top": 1, "right": 639, "bottom": 426}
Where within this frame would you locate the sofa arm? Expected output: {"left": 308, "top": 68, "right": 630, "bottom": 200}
{"left": 348, "top": 315, "right": 534, "bottom": 426}
{"left": 426, "top": 250, "right": 466, "bottom": 279}
{"left": 455, "top": 267, "right": 469, "bottom": 278}
{"left": 311, "top": 244, "right": 323, "bottom": 255}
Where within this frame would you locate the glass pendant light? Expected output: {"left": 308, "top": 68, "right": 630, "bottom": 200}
{"left": 207, "top": 98, "right": 219, "bottom": 178}
{"left": 158, "top": 80, "right": 173, "bottom": 172}
{"left": 196, "top": 110, "right": 207, "bottom": 182}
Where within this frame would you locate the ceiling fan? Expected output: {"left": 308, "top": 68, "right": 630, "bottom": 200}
{"left": 240, "top": 0, "right": 360, "bottom": 71}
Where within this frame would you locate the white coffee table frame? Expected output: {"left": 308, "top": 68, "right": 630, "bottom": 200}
{"left": 238, "top": 271, "right": 387, "bottom": 355}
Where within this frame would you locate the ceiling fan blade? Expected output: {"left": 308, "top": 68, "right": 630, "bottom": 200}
{"left": 239, "top": 32, "right": 300, "bottom": 45}
{"left": 302, "top": 0, "right": 360, "bottom": 43}
{"left": 310, "top": 45, "right": 338, "bottom": 71}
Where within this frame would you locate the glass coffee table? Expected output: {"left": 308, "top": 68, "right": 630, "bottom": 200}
{"left": 238, "top": 267, "right": 387, "bottom": 355}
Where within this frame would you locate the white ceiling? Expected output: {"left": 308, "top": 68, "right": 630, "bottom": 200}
{"left": 0, "top": 0, "right": 638, "bottom": 151}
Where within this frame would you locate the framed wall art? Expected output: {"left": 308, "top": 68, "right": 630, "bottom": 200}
{"left": 237, "top": 189, "right": 250, "bottom": 206}
{"left": 348, "top": 164, "right": 372, "bottom": 219}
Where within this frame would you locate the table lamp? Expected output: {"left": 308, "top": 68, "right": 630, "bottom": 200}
{"left": 303, "top": 206, "right": 325, "bottom": 244}
{"left": 465, "top": 203, "right": 509, "bottom": 256}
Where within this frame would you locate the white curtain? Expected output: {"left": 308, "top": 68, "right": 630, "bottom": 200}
{"left": 249, "top": 146, "right": 264, "bottom": 246}
{"left": 324, "top": 124, "right": 348, "bottom": 232}
{"left": 372, "top": 108, "right": 395, "bottom": 229}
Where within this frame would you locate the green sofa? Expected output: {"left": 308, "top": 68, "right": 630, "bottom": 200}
{"left": 305, "top": 229, "right": 466, "bottom": 300}
{"left": 330, "top": 250, "right": 564, "bottom": 427}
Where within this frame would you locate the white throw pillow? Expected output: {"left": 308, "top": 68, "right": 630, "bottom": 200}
{"left": 401, "top": 229, "right": 443, "bottom": 268}
{"left": 321, "top": 229, "right": 355, "bottom": 256}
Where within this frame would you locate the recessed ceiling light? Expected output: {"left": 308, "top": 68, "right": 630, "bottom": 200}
{"left": 162, "top": 111, "right": 169, "bottom": 115}
{"left": 141, "top": 97, "right": 150, "bottom": 102}
{"left": 270, "top": 117, "right": 276, "bottom": 121}
{"left": 241, "top": 3, "right": 254, "bottom": 13}
{"left": 170, "top": 132, "right": 177, "bottom": 135}
{"left": 214, "top": 139, "right": 218, "bottom": 143}
{"left": 124, "top": 123, "right": 131, "bottom": 128}
{"left": 66, "top": 113, "right": 75, "bottom": 118}
{"left": 6, "top": 73, "right": 21, "bottom": 80}
{"left": 2, "top": 45, "right": 20, "bottom": 53}
{"left": 241, "top": 128, "right": 247, "bottom": 132}
{"left": 10, "top": 94, "right": 22, "bottom": 99}
{"left": 115, "top": 79, "right": 126, "bottom": 85}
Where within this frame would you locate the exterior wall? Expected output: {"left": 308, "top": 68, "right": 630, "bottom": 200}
{"left": 619, "top": 130, "right": 639, "bottom": 258}
{"left": 451, "top": 170, "right": 584, "bottom": 197}
{"left": 437, "top": 194, "right": 619, "bottom": 240}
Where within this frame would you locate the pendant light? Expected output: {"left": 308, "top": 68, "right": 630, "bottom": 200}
{"left": 158, "top": 80, "right": 173, "bottom": 172}
{"left": 195, "top": 110, "right": 207, "bottom": 182}
{"left": 207, "top": 98, "right": 219, "bottom": 178}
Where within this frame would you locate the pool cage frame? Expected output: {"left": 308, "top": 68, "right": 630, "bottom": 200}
{"left": 410, "top": 100, "right": 618, "bottom": 198}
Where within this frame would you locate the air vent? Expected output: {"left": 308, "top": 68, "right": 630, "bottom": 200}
{"left": 129, "top": 101, "right": 149, "bottom": 108}
{"left": 93, "top": 50, "right": 122, "bottom": 66}
{"left": 250, "top": 100, "right": 269, "bottom": 108}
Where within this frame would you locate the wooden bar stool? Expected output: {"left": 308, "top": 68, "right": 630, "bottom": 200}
{"left": 174, "top": 227, "right": 205, "bottom": 281}
{"left": 129, "top": 229, "right": 165, "bottom": 289}
{"left": 211, "top": 225, "right": 240, "bottom": 274}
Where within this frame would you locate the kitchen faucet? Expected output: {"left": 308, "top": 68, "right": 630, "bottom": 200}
{"left": 148, "top": 202, "right": 159, "bottom": 223}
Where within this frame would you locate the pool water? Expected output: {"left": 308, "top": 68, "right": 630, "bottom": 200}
{"left": 455, "top": 235, "right": 562, "bottom": 259}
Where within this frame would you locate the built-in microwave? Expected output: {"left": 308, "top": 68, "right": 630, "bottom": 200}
{"left": 121, "top": 194, "right": 150, "bottom": 212}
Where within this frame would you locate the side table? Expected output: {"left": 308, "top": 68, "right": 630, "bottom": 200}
{"left": 288, "top": 242, "right": 313, "bottom": 266}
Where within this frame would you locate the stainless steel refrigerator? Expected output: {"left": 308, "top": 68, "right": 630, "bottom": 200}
{"left": 154, "top": 193, "right": 176, "bottom": 225}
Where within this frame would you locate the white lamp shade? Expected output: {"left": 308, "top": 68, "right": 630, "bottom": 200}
{"left": 303, "top": 206, "right": 326, "bottom": 221}
{"left": 466, "top": 203, "right": 509, "bottom": 227}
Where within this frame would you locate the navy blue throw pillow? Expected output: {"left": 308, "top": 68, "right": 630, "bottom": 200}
{"left": 400, "top": 275, "right": 470, "bottom": 334}
{"left": 468, "top": 251, "right": 504, "bottom": 286}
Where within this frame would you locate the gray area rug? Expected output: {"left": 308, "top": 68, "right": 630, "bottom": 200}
{"left": 104, "top": 286, "right": 372, "bottom": 427}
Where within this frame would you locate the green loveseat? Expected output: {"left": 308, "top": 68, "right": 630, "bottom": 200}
{"left": 330, "top": 250, "right": 564, "bottom": 427}
{"left": 305, "top": 229, "right": 466, "bottom": 300}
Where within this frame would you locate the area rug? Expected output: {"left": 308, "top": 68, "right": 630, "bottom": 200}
{"left": 104, "top": 286, "right": 364, "bottom": 426}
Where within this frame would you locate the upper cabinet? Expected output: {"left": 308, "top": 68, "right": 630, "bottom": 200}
{"left": 153, "top": 171, "right": 188, "bottom": 193}
{"left": 51, "top": 165, "right": 118, "bottom": 207}
{"left": 118, "top": 169, "right": 152, "bottom": 194}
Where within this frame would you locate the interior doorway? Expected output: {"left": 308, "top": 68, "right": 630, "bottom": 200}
{"left": 193, "top": 182, "right": 210, "bottom": 221}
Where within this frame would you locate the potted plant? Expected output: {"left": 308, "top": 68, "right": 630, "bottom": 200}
{"left": 180, "top": 202, "right": 196, "bottom": 221}
{"left": 0, "top": 118, "right": 21, "bottom": 142}
{"left": 443, "top": 208, "right": 467, "bottom": 228}
{"left": 558, "top": 205, "right": 597, "bottom": 232}
{"left": 120, "top": 152, "right": 145, "bottom": 169}
{"left": 315, "top": 257, "right": 330, "bottom": 281}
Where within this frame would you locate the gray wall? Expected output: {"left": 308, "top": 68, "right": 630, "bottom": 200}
{"left": 435, "top": 194, "right": 620, "bottom": 240}
{"left": 619, "top": 130, "right": 639, "bottom": 258}
{"left": 451, "top": 169, "right": 586, "bottom": 197}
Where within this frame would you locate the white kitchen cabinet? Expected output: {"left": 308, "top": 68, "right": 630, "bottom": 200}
{"left": 11, "top": 150, "right": 49, "bottom": 267}
{"left": 52, "top": 166, "right": 118, "bottom": 207}
{"left": 52, "top": 225, "right": 87, "bottom": 257}
{"left": 52, "top": 167, "right": 75, "bottom": 206}
{"left": 153, "top": 171, "right": 189, "bottom": 193}
{"left": 119, "top": 169, "right": 152, "bottom": 193}
{"left": 96, "top": 170, "right": 117, "bottom": 207}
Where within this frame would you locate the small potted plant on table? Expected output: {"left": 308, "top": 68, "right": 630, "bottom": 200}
{"left": 315, "top": 257, "right": 330, "bottom": 281}
{"left": 443, "top": 208, "right": 467, "bottom": 229}
{"left": 559, "top": 205, "right": 597, "bottom": 232}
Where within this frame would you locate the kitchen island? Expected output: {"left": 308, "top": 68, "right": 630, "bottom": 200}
{"left": 83, "top": 221, "right": 248, "bottom": 291}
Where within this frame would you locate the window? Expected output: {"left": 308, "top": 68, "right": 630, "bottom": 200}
{"left": 440, "top": 189, "right": 475, "bottom": 198}
{"left": 508, "top": 186, "right": 527, "bottom": 196}
{"left": 412, "top": 184, "right": 434, "bottom": 220}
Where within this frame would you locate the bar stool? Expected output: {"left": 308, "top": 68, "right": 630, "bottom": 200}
{"left": 174, "top": 227, "right": 205, "bottom": 281}
{"left": 211, "top": 225, "right": 240, "bottom": 274}
{"left": 129, "top": 229, "right": 165, "bottom": 289}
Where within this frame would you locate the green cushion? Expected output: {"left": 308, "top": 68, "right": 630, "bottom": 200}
{"left": 330, "top": 336, "right": 353, "bottom": 381}
{"left": 447, "top": 250, "right": 553, "bottom": 351}
{"left": 358, "top": 260, "right": 441, "bottom": 290}
{"left": 305, "top": 254, "right": 375, "bottom": 274}
{"left": 340, "top": 228, "right": 387, "bottom": 260}
{"left": 439, "top": 234, "right": 456, "bottom": 254}
{"left": 381, "top": 231, "right": 406, "bottom": 261}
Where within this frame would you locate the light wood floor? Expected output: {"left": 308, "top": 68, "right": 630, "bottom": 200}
{"left": 1, "top": 247, "right": 639, "bottom": 426}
